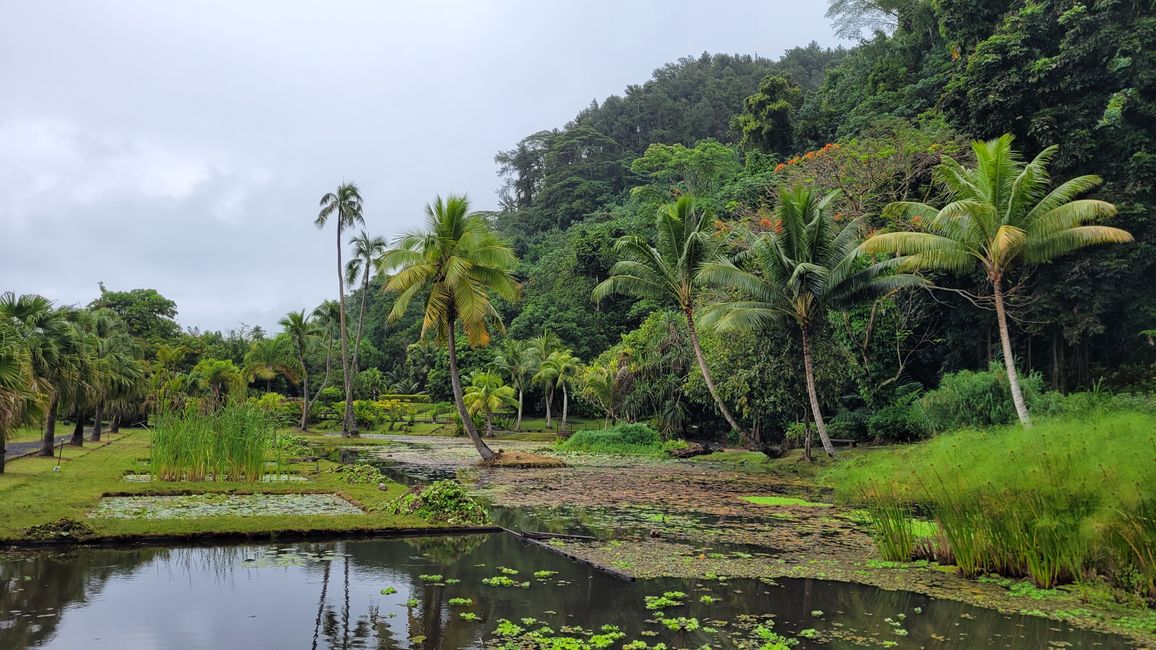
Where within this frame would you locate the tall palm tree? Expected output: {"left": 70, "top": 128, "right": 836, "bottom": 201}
{"left": 531, "top": 357, "right": 560, "bottom": 429}
{"left": 280, "top": 309, "right": 326, "bottom": 430}
{"left": 316, "top": 182, "right": 365, "bottom": 437}
{"left": 86, "top": 309, "right": 143, "bottom": 442}
{"left": 345, "top": 231, "right": 387, "bottom": 386}
{"left": 701, "top": 185, "right": 924, "bottom": 456}
{"left": 592, "top": 195, "right": 752, "bottom": 443}
{"left": 463, "top": 372, "right": 519, "bottom": 436}
{"left": 861, "top": 135, "right": 1132, "bottom": 425}
{"left": 489, "top": 338, "right": 533, "bottom": 431}
{"left": 379, "top": 194, "right": 519, "bottom": 461}
{"left": 549, "top": 350, "right": 580, "bottom": 427}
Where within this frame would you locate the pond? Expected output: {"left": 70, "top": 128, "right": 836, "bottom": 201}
{"left": 0, "top": 534, "right": 1130, "bottom": 649}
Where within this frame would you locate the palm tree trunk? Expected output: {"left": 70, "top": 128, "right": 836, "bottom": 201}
{"left": 561, "top": 383, "right": 568, "bottom": 426}
{"left": 110, "top": 415, "right": 120, "bottom": 433}
{"left": 39, "top": 393, "right": 58, "bottom": 456}
{"left": 336, "top": 227, "right": 355, "bottom": 437}
{"left": 801, "top": 324, "right": 837, "bottom": 457}
{"left": 992, "top": 275, "right": 1032, "bottom": 426}
{"left": 351, "top": 267, "right": 370, "bottom": 382}
{"left": 90, "top": 401, "right": 103, "bottom": 442}
{"left": 685, "top": 309, "right": 751, "bottom": 444}
{"left": 544, "top": 387, "right": 552, "bottom": 429}
{"left": 70, "top": 411, "right": 84, "bottom": 446}
{"left": 298, "top": 351, "right": 310, "bottom": 431}
{"left": 304, "top": 336, "right": 335, "bottom": 431}
{"left": 447, "top": 319, "right": 496, "bottom": 461}
{"left": 484, "top": 412, "right": 494, "bottom": 437}
{"left": 515, "top": 386, "right": 523, "bottom": 432}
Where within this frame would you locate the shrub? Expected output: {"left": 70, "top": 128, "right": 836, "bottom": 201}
{"left": 866, "top": 404, "right": 928, "bottom": 442}
{"left": 558, "top": 423, "right": 664, "bottom": 456}
{"left": 917, "top": 364, "right": 1043, "bottom": 432}
{"left": 248, "top": 392, "right": 300, "bottom": 427}
{"left": 388, "top": 480, "right": 490, "bottom": 526}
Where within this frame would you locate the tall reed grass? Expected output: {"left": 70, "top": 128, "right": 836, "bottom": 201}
{"left": 828, "top": 410, "right": 1156, "bottom": 598}
{"left": 151, "top": 404, "right": 275, "bottom": 482}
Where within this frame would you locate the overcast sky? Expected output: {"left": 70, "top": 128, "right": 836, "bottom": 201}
{"left": 0, "top": 1, "right": 839, "bottom": 332}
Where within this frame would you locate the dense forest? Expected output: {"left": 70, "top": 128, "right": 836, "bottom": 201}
{"left": 3, "top": 0, "right": 1153, "bottom": 458}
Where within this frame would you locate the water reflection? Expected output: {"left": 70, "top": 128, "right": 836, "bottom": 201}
{"left": 0, "top": 535, "right": 1130, "bottom": 649}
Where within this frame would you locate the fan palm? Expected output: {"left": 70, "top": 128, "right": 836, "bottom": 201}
{"left": 379, "top": 194, "right": 519, "bottom": 461}
{"left": 346, "top": 231, "right": 387, "bottom": 383}
{"left": 85, "top": 309, "right": 143, "bottom": 442}
{"left": 490, "top": 338, "right": 534, "bottom": 431}
{"left": 316, "top": 182, "right": 365, "bottom": 436}
{"left": 701, "top": 185, "right": 925, "bottom": 456}
{"left": 463, "top": 372, "right": 519, "bottom": 436}
{"left": 861, "top": 135, "right": 1133, "bottom": 425}
{"left": 592, "top": 195, "right": 751, "bottom": 443}
{"left": 0, "top": 324, "right": 43, "bottom": 473}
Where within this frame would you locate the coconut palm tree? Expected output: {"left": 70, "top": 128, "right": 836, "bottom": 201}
{"left": 243, "top": 335, "right": 298, "bottom": 392}
{"left": 280, "top": 309, "right": 327, "bottom": 430}
{"left": 316, "top": 182, "right": 365, "bottom": 437}
{"left": 700, "top": 185, "right": 925, "bottom": 456}
{"left": 861, "top": 135, "right": 1133, "bottom": 426}
{"left": 345, "top": 231, "right": 387, "bottom": 385}
{"left": 490, "top": 338, "right": 533, "bottom": 431}
{"left": 463, "top": 372, "right": 519, "bottom": 436}
{"left": 531, "top": 356, "right": 560, "bottom": 429}
{"left": 592, "top": 195, "right": 752, "bottom": 443}
{"left": 549, "top": 350, "right": 580, "bottom": 427}
{"left": 379, "top": 194, "right": 519, "bottom": 461}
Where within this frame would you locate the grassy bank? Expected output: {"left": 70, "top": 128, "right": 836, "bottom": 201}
{"left": 825, "top": 410, "right": 1156, "bottom": 599}
{"left": 0, "top": 429, "right": 442, "bottom": 544}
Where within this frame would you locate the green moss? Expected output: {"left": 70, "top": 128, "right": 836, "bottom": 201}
{"left": 740, "top": 495, "right": 832, "bottom": 508}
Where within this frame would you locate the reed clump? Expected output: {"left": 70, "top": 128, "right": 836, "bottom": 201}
{"left": 829, "top": 410, "right": 1156, "bottom": 598}
{"left": 151, "top": 404, "right": 275, "bottom": 482}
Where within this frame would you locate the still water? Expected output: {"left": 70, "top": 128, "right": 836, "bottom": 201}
{"left": 0, "top": 533, "right": 1129, "bottom": 649}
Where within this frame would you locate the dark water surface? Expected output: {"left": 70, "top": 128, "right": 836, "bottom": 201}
{"left": 0, "top": 534, "right": 1131, "bottom": 649}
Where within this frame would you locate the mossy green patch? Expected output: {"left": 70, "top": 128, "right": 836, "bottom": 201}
{"left": 740, "top": 495, "right": 832, "bottom": 508}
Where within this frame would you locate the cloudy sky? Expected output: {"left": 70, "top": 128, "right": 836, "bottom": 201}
{"left": 1, "top": 1, "right": 839, "bottom": 332}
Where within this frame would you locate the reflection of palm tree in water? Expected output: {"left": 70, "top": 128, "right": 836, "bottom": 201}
{"left": 311, "top": 557, "right": 330, "bottom": 650}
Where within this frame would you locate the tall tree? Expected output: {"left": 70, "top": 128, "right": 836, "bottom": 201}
{"left": 345, "top": 232, "right": 387, "bottom": 385}
{"left": 316, "top": 182, "right": 364, "bottom": 437}
{"left": 862, "top": 135, "right": 1132, "bottom": 425}
{"left": 528, "top": 330, "right": 563, "bottom": 428}
{"left": 0, "top": 323, "right": 43, "bottom": 474}
{"left": 380, "top": 195, "right": 520, "bottom": 461}
{"left": 490, "top": 338, "right": 533, "bottom": 431}
{"left": 592, "top": 196, "right": 753, "bottom": 444}
{"left": 701, "top": 185, "right": 924, "bottom": 456}
{"left": 280, "top": 309, "right": 329, "bottom": 431}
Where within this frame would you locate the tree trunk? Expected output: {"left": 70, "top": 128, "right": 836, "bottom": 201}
{"left": 304, "top": 335, "right": 335, "bottom": 432}
{"left": 685, "top": 308, "right": 751, "bottom": 444}
{"left": 544, "top": 387, "right": 552, "bottom": 429}
{"left": 484, "top": 412, "right": 494, "bottom": 437}
{"left": 336, "top": 227, "right": 355, "bottom": 437}
{"left": 992, "top": 275, "right": 1032, "bottom": 426}
{"left": 447, "top": 320, "right": 496, "bottom": 460}
{"left": 90, "top": 401, "right": 103, "bottom": 442}
{"left": 801, "top": 325, "right": 837, "bottom": 457}
{"left": 515, "top": 383, "right": 524, "bottom": 430}
{"left": 110, "top": 415, "right": 120, "bottom": 433}
{"left": 299, "top": 352, "right": 311, "bottom": 431}
{"left": 39, "top": 393, "right": 58, "bottom": 456}
{"left": 804, "top": 418, "right": 813, "bottom": 462}
{"left": 0, "top": 438, "right": 5, "bottom": 473}
{"left": 561, "top": 383, "right": 568, "bottom": 426}
{"left": 351, "top": 267, "right": 370, "bottom": 385}
{"left": 70, "top": 411, "right": 85, "bottom": 446}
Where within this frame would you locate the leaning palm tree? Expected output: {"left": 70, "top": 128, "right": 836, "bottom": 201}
{"left": 316, "top": 182, "right": 365, "bottom": 437}
{"left": 379, "top": 194, "right": 519, "bottom": 461}
{"left": 701, "top": 185, "right": 925, "bottom": 456}
{"left": 463, "top": 372, "right": 519, "bottom": 437}
{"left": 345, "top": 231, "right": 387, "bottom": 383}
{"left": 592, "top": 195, "right": 752, "bottom": 443}
{"left": 861, "top": 135, "right": 1133, "bottom": 426}
{"left": 489, "top": 338, "right": 533, "bottom": 431}
{"left": 280, "top": 309, "right": 329, "bottom": 430}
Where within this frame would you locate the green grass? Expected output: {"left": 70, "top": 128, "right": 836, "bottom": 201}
{"left": 152, "top": 405, "right": 274, "bottom": 481}
{"left": 557, "top": 423, "right": 667, "bottom": 457}
{"left": 0, "top": 429, "right": 439, "bottom": 543}
{"left": 826, "top": 410, "right": 1156, "bottom": 594}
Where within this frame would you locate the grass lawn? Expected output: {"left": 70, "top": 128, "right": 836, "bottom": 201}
{"left": 6, "top": 422, "right": 71, "bottom": 444}
{"left": 0, "top": 429, "right": 446, "bottom": 544}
